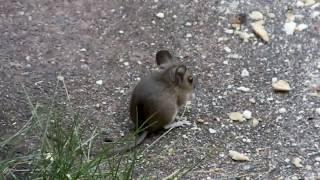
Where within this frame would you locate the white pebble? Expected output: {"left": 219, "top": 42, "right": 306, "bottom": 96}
{"left": 237, "top": 86, "right": 250, "bottom": 92}
{"left": 224, "top": 46, "right": 232, "bottom": 53}
{"left": 249, "top": 11, "right": 264, "bottom": 20}
{"left": 118, "top": 30, "right": 124, "bottom": 34}
{"left": 185, "top": 22, "right": 192, "bottom": 26}
{"left": 96, "top": 80, "right": 103, "bottom": 85}
{"left": 296, "top": 24, "right": 308, "bottom": 31}
{"left": 156, "top": 12, "right": 165, "bottom": 18}
{"left": 272, "top": 77, "right": 278, "bottom": 83}
{"left": 243, "top": 110, "right": 252, "bottom": 119}
{"left": 279, "top": 108, "right": 287, "bottom": 113}
{"left": 209, "top": 128, "right": 216, "bottom": 134}
{"left": 223, "top": 60, "right": 228, "bottom": 65}
{"left": 57, "top": 75, "right": 64, "bottom": 81}
{"left": 249, "top": 98, "right": 256, "bottom": 103}
{"left": 172, "top": 15, "right": 177, "bottom": 19}
{"left": 311, "top": 11, "right": 320, "bottom": 18}
{"left": 315, "top": 157, "right": 320, "bottom": 161}
{"left": 123, "top": 62, "right": 129, "bottom": 66}
{"left": 185, "top": 33, "right": 192, "bottom": 38}
{"left": 316, "top": 108, "right": 320, "bottom": 115}
{"left": 284, "top": 21, "right": 297, "bottom": 35}
{"left": 241, "top": 69, "right": 249, "bottom": 77}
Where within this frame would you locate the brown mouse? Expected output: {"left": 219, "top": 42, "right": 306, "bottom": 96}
{"left": 108, "top": 50, "right": 195, "bottom": 155}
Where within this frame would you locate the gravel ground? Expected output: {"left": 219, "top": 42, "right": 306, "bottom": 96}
{"left": 1, "top": 0, "right": 320, "bottom": 179}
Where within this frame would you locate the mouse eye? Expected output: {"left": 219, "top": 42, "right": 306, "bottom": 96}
{"left": 187, "top": 76, "right": 193, "bottom": 84}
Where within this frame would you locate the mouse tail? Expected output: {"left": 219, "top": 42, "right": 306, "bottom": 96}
{"left": 106, "top": 131, "right": 148, "bottom": 156}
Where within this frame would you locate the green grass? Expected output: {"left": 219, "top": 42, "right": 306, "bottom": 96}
{"left": 0, "top": 79, "right": 143, "bottom": 180}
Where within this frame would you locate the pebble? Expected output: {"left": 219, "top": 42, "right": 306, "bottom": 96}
{"left": 315, "top": 108, "right": 320, "bottom": 115}
{"left": 156, "top": 12, "right": 165, "bottom": 19}
{"left": 235, "top": 31, "right": 255, "bottom": 42}
{"left": 96, "top": 80, "right": 103, "bottom": 85}
{"left": 296, "top": 24, "right": 308, "bottom": 31}
{"left": 284, "top": 21, "right": 297, "bottom": 35}
{"left": 272, "top": 80, "right": 291, "bottom": 92}
{"left": 118, "top": 30, "right": 124, "bottom": 34}
{"left": 57, "top": 75, "right": 64, "bottom": 81}
{"left": 185, "top": 22, "right": 192, "bottom": 26}
{"left": 185, "top": 33, "right": 192, "bottom": 38}
{"left": 229, "top": 112, "right": 246, "bottom": 122}
{"left": 123, "top": 62, "right": 129, "bottom": 66}
{"left": 251, "top": 118, "right": 259, "bottom": 127}
{"left": 237, "top": 86, "right": 250, "bottom": 92}
{"left": 279, "top": 108, "right": 287, "bottom": 113}
{"left": 197, "top": 119, "right": 205, "bottom": 123}
{"left": 209, "top": 128, "right": 216, "bottom": 134}
{"left": 224, "top": 46, "right": 232, "bottom": 53}
{"left": 315, "top": 157, "right": 320, "bottom": 161}
{"left": 241, "top": 69, "right": 249, "bottom": 77}
{"left": 249, "top": 11, "right": 264, "bottom": 21}
{"left": 292, "top": 157, "right": 303, "bottom": 168}
{"left": 243, "top": 110, "right": 252, "bottom": 119}
{"left": 229, "top": 150, "right": 250, "bottom": 161}
{"left": 311, "top": 11, "right": 320, "bottom": 18}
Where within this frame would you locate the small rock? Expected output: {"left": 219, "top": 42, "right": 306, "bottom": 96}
{"left": 296, "top": 24, "right": 308, "bottom": 31}
{"left": 156, "top": 12, "right": 165, "bottom": 18}
{"left": 243, "top": 110, "right": 252, "bottom": 119}
{"left": 185, "top": 22, "right": 192, "bottom": 26}
{"left": 96, "top": 80, "right": 103, "bottom": 85}
{"left": 229, "top": 112, "right": 246, "bottom": 122}
{"left": 279, "top": 108, "right": 287, "bottom": 113}
{"left": 251, "top": 22, "right": 269, "bottom": 42}
{"left": 251, "top": 118, "right": 259, "bottom": 127}
{"left": 305, "top": 165, "right": 312, "bottom": 170}
{"left": 237, "top": 86, "right": 250, "bottom": 92}
{"left": 95, "top": 103, "right": 101, "bottom": 109}
{"left": 249, "top": 98, "right": 256, "bottom": 103}
{"left": 315, "top": 157, "right": 320, "bottom": 161}
{"left": 26, "top": 56, "right": 31, "bottom": 61}
{"left": 311, "top": 11, "right": 320, "bottom": 18}
{"left": 224, "top": 46, "right": 232, "bottom": 53}
{"left": 315, "top": 108, "right": 320, "bottom": 115}
{"left": 118, "top": 30, "right": 124, "bottom": 34}
{"left": 249, "top": 11, "right": 264, "bottom": 21}
{"left": 229, "top": 150, "right": 250, "bottom": 161}
{"left": 57, "top": 75, "right": 64, "bottom": 81}
{"left": 197, "top": 119, "right": 205, "bottom": 123}
{"left": 272, "top": 80, "right": 291, "bottom": 92}
{"left": 185, "top": 33, "right": 192, "bottom": 38}
{"left": 284, "top": 22, "right": 297, "bottom": 35}
{"left": 235, "top": 31, "right": 255, "bottom": 42}
{"left": 172, "top": 15, "right": 177, "bottom": 19}
{"left": 123, "top": 62, "right": 129, "bottom": 66}
{"left": 224, "top": 29, "right": 234, "bottom": 34}
{"left": 241, "top": 69, "right": 249, "bottom": 77}
{"left": 209, "top": 128, "right": 216, "bottom": 134}
{"left": 79, "top": 48, "right": 87, "bottom": 52}
{"left": 292, "top": 157, "right": 303, "bottom": 168}
{"left": 268, "top": 13, "right": 276, "bottom": 18}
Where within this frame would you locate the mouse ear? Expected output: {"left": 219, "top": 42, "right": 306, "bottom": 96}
{"left": 156, "top": 50, "right": 172, "bottom": 66}
{"left": 175, "top": 65, "right": 187, "bottom": 84}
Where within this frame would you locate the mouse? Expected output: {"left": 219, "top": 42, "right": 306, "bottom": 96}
{"left": 107, "top": 50, "right": 195, "bottom": 155}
